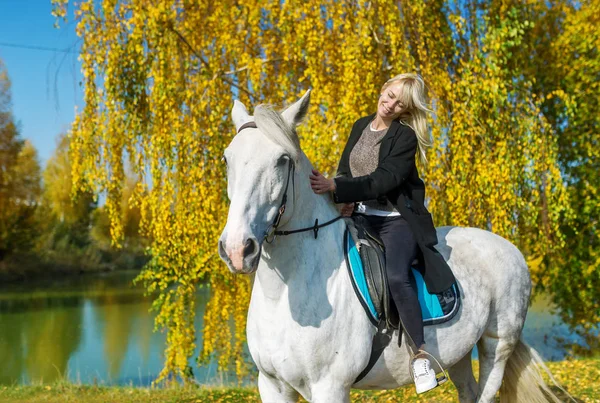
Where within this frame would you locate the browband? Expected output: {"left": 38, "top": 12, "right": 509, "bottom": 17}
{"left": 237, "top": 121, "right": 257, "bottom": 133}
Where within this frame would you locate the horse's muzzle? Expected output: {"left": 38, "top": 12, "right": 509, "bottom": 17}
{"left": 218, "top": 236, "right": 261, "bottom": 274}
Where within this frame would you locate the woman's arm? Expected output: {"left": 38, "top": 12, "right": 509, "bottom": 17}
{"left": 333, "top": 126, "right": 418, "bottom": 203}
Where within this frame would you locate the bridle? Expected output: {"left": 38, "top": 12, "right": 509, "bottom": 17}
{"left": 237, "top": 121, "right": 343, "bottom": 244}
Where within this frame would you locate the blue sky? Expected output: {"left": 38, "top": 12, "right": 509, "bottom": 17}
{"left": 0, "top": 1, "right": 82, "bottom": 168}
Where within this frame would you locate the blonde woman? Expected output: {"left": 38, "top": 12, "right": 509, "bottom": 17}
{"left": 310, "top": 73, "right": 456, "bottom": 394}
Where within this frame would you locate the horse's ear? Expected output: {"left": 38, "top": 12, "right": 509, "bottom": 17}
{"left": 282, "top": 89, "right": 311, "bottom": 128}
{"left": 232, "top": 100, "right": 254, "bottom": 133}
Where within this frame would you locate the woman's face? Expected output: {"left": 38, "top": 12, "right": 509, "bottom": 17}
{"left": 377, "top": 82, "right": 408, "bottom": 120}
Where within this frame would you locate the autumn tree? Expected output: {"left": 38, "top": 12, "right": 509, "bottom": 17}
{"left": 479, "top": 0, "right": 600, "bottom": 345}
{"left": 90, "top": 174, "right": 147, "bottom": 252}
{"left": 0, "top": 60, "right": 41, "bottom": 259}
{"left": 53, "top": 0, "right": 597, "bottom": 381}
{"left": 37, "top": 132, "right": 98, "bottom": 264}
{"left": 536, "top": 0, "right": 600, "bottom": 348}
{"left": 38, "top": 132, "right": 146, "bottom": 270}
{"left": 42, "top": 133, "right": 94, "bottom": 226}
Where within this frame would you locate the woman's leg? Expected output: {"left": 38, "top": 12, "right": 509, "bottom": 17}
{"left": 365, "top": 215, "right": 424, "bottom": 353}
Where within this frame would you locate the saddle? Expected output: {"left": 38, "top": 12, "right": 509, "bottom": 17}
{"left": 344, "top": 215, "right": 399, "bottom": 329}
{"left": 344, "top": 215, "right": 461, "bottom": 384}
{"left": 344, "top": 215, "right": 460, "bottom": 328}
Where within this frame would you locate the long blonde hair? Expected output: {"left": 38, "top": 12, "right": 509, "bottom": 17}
{"left": 381, "top": 73, "right": 433, "bottom": 164}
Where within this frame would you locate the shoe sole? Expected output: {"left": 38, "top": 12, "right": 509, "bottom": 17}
{"left": 415, "top": 378, "right": 438, "bottom": 394}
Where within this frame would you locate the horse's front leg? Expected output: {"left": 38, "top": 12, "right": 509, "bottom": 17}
{"left": 258, "top": 371, "right": 300, "bottom": 403}
{"left": 310, "top": 380, "right": 351, "bottom": 403}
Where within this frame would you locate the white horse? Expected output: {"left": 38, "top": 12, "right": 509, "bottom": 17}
{"left": 218, "top": 90, "right": 565, "bottom": 403}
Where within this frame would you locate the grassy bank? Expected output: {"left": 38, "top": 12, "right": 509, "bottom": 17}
{"left": 0, "top": 250, "right": 148, "bottom": 284}
{"left": 1, "top": 359, "right": 598, "bottom": 402}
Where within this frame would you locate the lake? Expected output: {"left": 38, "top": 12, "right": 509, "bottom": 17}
{"left": 0, "top": 270, "right": 586, "bottom": 386}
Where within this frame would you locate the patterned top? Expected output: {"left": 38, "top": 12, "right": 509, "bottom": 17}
{"left": 349, "top": 121, "right": 400, "bottom": 213}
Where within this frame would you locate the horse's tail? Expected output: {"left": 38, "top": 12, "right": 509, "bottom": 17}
{"left": 499, "top": 338, "right": 573, "bottom": 403}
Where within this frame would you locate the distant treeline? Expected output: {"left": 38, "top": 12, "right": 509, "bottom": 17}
{"left": 0, "top": 60, "right": 148, "bottom": 282}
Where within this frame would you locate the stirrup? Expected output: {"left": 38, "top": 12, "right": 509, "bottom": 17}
{"left": 409, "top": 350, "right": 449, "bottom": 386}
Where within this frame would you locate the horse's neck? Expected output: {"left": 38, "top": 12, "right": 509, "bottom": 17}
{"left": 256, "top": 159, "right": 345, "bottom": 301}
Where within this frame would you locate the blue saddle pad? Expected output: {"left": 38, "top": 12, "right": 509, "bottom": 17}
{"left": 345, "top": 230, "right": 459, "bottom": 326}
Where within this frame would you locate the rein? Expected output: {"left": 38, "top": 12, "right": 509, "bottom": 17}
{"left": 237, "top": 121, "right": 343, "bottom": 244}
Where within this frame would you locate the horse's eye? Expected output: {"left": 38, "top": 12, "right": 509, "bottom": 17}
{"left": 276, "top": 155, "right": 289, "bottom": 167}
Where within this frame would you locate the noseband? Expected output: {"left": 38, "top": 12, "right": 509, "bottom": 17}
{"left": 237, "top": 121, "right": 343, "bottom": 244}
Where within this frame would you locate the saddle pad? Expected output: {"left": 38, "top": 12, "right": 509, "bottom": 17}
{"left": 345, "top": 230, "right": 460, "bottom": 326}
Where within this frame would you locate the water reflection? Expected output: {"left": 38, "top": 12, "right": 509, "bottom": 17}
{"left": 0, "top": 271, "right": 591, "bottom": 385}
{"left": 0, "top": 313, "right": 25, "bottom": 384}
{"left": 0, "top": 293, "right": 85, "bottom": 384}
{"left": 96, "top": 298, "right": 131, "bottom": 378}
{"left": 24, "top": 303, "right": 83, "bottom": 383}
{"left": 0, "top": 272, "right": 177, "bottom": 385}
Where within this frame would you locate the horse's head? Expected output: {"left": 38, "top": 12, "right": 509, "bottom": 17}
{"left": 218, "top": 90, "right": 311, "bottom": 274}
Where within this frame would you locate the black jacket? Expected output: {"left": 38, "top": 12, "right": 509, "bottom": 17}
{"left": 333, "top": 113, "right": 455, "bottom": 294}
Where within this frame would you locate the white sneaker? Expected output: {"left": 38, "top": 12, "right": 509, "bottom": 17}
{"left": 412, "top": 357, "right": 438, "bottom": 394}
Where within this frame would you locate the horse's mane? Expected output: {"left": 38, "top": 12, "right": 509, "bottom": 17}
{"left": 253, "top": 104, "right": 300, "bottom": 162}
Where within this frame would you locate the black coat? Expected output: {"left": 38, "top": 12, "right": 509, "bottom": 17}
{"left": 333, "top": 113, "right": 456, "bottom": 294}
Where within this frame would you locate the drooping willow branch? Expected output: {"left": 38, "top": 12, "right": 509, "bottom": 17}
{"left": 168, "top": 24, "right": 257, "bottom": 103}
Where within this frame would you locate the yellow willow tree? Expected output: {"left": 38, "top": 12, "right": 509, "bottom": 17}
{"left": 545, "top": 0, "right": 600, "bottom": 348}
{"left": 54, "top": 0, "right": 571, "bottom": 381}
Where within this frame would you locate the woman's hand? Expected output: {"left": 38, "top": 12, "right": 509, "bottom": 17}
{"left": 339, "top": 203, "right": 355, "bottom": 217}
{"left": 309, "top": 169, "right": 336, "bottom": 194}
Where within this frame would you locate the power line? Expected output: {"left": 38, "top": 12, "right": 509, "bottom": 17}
{"left": 0, "top": 41, "right": 78, "bottom": 54}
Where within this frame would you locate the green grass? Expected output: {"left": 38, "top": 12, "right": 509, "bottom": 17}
{"left": 1, "top": 359, "right": 598, "bottom": 402}
{"left": 0, "top": 384, "right": 259, "bottom": 403}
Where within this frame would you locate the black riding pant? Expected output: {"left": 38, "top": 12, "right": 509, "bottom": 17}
{"left": 360, "top": 213, "right": 425, "bottom": 352}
